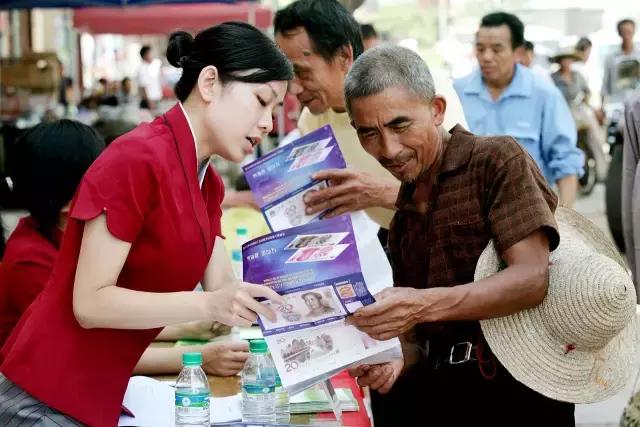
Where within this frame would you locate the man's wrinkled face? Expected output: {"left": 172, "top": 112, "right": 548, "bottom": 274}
{"left": 276, "top": 27, "right": 350, "bottom": 114}
{"left": 349, "top": 86, "right": 446, "bottom": 183}
{"left": 475, "top": 25, "right": 520, "bottom": 86}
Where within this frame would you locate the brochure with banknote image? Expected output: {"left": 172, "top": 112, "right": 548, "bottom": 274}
{"left": 242, "top": 125, "right": 346, "bottom": 232}
{"left": 242, "top": 215, "right": 400, "bottom": 394}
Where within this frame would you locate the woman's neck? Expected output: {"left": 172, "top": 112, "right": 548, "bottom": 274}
{"left": 181, "top": 99, "right": 214, "bottom": 165}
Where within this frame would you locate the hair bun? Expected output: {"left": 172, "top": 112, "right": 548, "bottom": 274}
{"left": 167, "top": 31, "right": 194, "bottom": 68}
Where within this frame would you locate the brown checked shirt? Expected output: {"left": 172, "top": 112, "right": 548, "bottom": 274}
{"left": 388, "top": 125, "right": 560, "bottom": 343}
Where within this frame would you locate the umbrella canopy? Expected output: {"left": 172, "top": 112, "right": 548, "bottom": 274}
{"left": 73, "top": 2, "right": 272, "bottom": 33}
{"left": 0, "top": 0, "right": 237, "bottom": 9}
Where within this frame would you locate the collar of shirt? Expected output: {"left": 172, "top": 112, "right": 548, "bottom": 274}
{"left": 178, "top": 102, "right": 208, "bottom": 188}
{"left": 396, "top": 124, "right": 474, "bottom": 211}
{"left": 463, "top": 64, "right": 533, "bottom": 103}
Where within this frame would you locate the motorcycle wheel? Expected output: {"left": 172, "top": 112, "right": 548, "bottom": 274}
{"left": 605, "top": 142, "right": 625, "bottom": 252}
{"left": 578, "top": 129, "right": 597, "bottom": 196}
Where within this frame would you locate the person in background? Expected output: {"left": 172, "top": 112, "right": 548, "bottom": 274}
{"left": 575, "top": 37, "right": 592, "bottom": 65}
{"left": 119, "top": 77, "right": 134, "bottom": 105}
{"left": 0, "top": 120, "right": 249, "bottom": 378}
{"left": 137, "top": 45, "right": 163, "bottom": 111}
{"left": 551, "top": 49, "right": 607, "bottom": 184}
{"left": 622, "top": 89, "right": 640, "bottom": 295}
{"left": 0, "top": 22, "right": 289, "bottom": 426}
{"left": 274, "top": 0, "right": 468, "bottom": 235}
{"left": 520, "top": 40, "right": 535, "bottom": 67}
{"left": 360, "top": 23, "right": 380, "bottom": 50}
{"left": 551, "top": 50, "right": 589, "bottom": 105}
{"left": 602, "top": 19, "right": 640, "bottom": 106}
{"left": 520, "top": 40, "right": 552, "bottom": 82}
{"left": 0, "top": 218, "right": 5, "bottom": 259}
{"left": 454, "top": 12, "right": 583, "bottom": 207}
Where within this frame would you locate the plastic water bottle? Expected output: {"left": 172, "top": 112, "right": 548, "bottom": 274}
{"left": 241, "top": 339, "right": 276, "bottom": 423}
{"left": 231, "top": 226, "right": 249, "bottom": 280}
{"left": 236, "top": 226, "right": 249, "bottom": 247}
{"left": 231, "top": 249, "right": 243, "bottom": 280}
{"left": 266, "top": 350, "right": 290, "bottom": 423}
{"left": 273, "top": 367, "right": 290, "bottom": 423}
{"left": 175, "top": 352, "right": 210, "bottom": 427}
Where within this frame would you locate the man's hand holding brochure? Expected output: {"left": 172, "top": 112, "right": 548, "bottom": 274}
{"left": 241, "top": 125, "right": 402, "bottom": 395}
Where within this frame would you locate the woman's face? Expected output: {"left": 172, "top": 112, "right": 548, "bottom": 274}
{"left": 204, "top": 79, "right": 288, "bottom": 163}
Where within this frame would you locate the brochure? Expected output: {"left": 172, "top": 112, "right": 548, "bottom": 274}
{"left": 243, "top": 216, "right": 400, "bottom": 394}
{"left": 242, "top": 125, "right": 346, "bottom": 231}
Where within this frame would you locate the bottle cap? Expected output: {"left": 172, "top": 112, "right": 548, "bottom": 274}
{"left": 182, "top": 352, "right": 203, "bottom": 366}
{"left": 249, "top": 339, "right": 268, "bottom": 353}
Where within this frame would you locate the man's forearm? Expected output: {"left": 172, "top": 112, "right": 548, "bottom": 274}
{"left": 556, "top": 175, "right": 578, "bottom": 208}
{"left": 417, "top": 263, "right": 548, "bottom": 323}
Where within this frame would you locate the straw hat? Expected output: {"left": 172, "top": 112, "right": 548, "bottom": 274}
{"left": 549, "top": 48, "right": 582, "bottom": 63}
{"left": 474, "top": 207, "right": 639, "bottom": 403}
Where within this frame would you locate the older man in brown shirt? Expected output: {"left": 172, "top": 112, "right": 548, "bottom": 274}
{"left": 345, "top": 45, "right": 575, "bottom": 425}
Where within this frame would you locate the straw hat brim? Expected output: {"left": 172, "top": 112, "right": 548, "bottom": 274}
{"left": 475, "top": 208, "right": 638, "bottom": 403}
{"left": 550, "top": 52, "right": 582, "bottom": 63}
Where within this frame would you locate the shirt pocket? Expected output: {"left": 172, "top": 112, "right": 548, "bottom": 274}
{"left": 505, "top": 126, "right": 540, "bottom": 152}
{"left": 449, "top": 218, "right": 489, "bottom": 253}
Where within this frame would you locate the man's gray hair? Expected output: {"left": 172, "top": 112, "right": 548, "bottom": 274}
{"left": 344, "top": 44, "right": 435, "bottom": 113}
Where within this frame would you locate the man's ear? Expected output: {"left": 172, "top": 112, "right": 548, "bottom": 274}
{"left": 335, "top": 44, "right": 354, "bottom": 74}
{"left": 431, "top": 95, "right": 447, "bottom": 127}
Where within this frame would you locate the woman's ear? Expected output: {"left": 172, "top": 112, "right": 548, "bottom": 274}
{"left": 196, "top": 65, "right": 220, "bottom": 102}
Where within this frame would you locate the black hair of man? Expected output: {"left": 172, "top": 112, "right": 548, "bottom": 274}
{"left": 139, "top": 45, "right": 151, "bottom": 60}
{"left": 360, "top": 23, "right": 378, "bottom": 40}
{"left": 575, "top": 37, "right": 592, "bottom": 52}
{"left": 480, "top": 12, "right": 525, "bottom": 50}
{"left": 274, "top": 0, "right": 364, "bottom": 62}
{"left": 524, "top": 40, "right": 534, "bottom": 51}
{"left": 617, "top": 18, "right": 636, "bottom": 36}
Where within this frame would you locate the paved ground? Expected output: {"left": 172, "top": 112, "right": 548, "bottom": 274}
{"left": 0, "top": 183, "right": 637, "bottom": 425}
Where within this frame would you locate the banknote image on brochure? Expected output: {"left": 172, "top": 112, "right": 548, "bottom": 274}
{"left": 242, "top": 125, "right": 346, "bottom": 231}
{"left": 242, "top": 215, "right": 400, "bottom": 394}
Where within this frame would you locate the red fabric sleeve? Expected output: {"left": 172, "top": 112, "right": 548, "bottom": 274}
{"left": 70, "top": 146, "right": 159, "bottom": 243}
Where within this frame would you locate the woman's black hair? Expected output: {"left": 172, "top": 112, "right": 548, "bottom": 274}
{"left": 167, "top": 22, "right": 293, "bottom": 102}
{"left": 12, "top": 120, "right": 104, "bottom": 242}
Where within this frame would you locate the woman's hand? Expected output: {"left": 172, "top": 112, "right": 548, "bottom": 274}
{"left": 201, "top": 341, "right": 250, "bottom": 376}
{"left": 205, "top": 282, "right": 284, "bottom": 327}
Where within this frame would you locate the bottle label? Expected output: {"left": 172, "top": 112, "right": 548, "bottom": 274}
{"left": 175, "top": 391, "right": 210, "bottom": 409}
{"left": 243, "top": 384, "right": 276, "bottom": 395}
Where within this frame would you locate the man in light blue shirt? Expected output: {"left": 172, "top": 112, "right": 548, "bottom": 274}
{"left": 454, "top": 12, "right": 583, "bottom": 207}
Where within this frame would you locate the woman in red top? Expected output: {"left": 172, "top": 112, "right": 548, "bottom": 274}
{"left": 0, "top": 120, "right": 249, "bottom": 377}
{"left": 0, "top": 22, "right": 290, "bottom": 426}
{"left": 0, "top": 120, "right": 103, "bottom": 346}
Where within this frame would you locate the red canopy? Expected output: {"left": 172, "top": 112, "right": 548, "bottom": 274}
{"left": 73, "top": 2, "right": 272, "bottom": 34}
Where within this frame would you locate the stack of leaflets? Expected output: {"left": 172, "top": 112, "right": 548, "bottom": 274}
{"left": 242, "top": 126, "right": 401, "bottom": 395}
{"left": 290, "top": 386, "right": 359, "bottom": 414}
